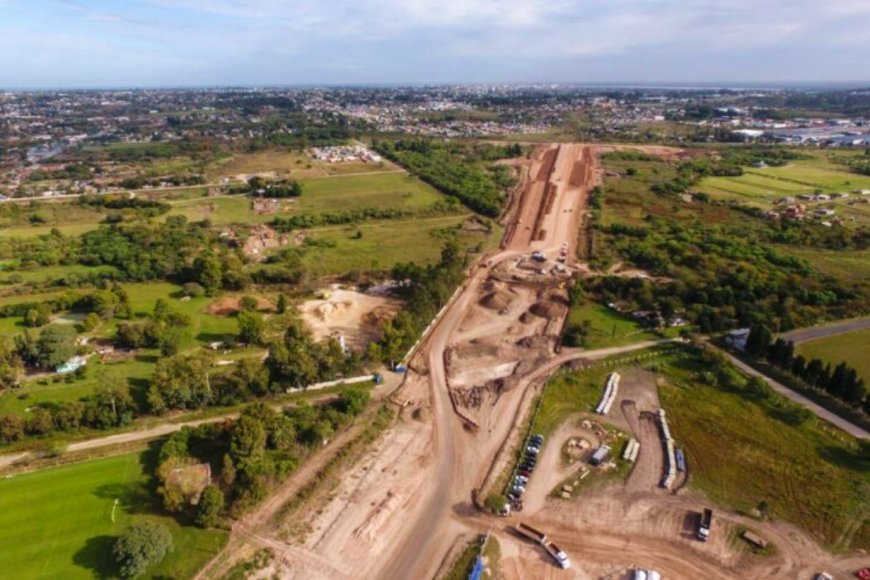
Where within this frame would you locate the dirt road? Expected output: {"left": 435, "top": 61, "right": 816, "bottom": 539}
{"left": 779, "top": 316, "right": 870, "bottom": 344}
{"left": 189, "top": 143, "right": 865, "bottom": 579}
{"left": 0, "top": 376, "right": 401, "bottom": 473}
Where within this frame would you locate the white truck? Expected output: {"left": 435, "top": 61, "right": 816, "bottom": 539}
{"left": 514, "top": 522, "right": 571, "bottom": 569}
{"left": 544, "top": 541, "right": 571, "bottom": 569}
{"left": 698, "top": 508, "right": 713, "bottom": 541}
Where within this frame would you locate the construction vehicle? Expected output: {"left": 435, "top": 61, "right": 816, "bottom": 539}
{"left": 698, "top": 508, "right": 713, "bottom": 541}
{"left": 514, "top": 522, "right": 547, "bottom": 544}
{"left": 543, "top": 541, "right": 571, "bottom": 569}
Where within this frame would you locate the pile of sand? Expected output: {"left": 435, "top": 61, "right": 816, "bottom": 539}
{"left": 479, "top": 290, "right": 513, "bottom": 311}
{"left": 529, "top": 301, "right": 568, "bottom": 319}
{"left": 298, "top": 288, "right": 401, "bottom": 349}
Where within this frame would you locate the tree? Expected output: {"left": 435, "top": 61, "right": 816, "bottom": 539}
{"left": 81, "top": 313, "right": 101, "bottom": 333}
{"left": 193, "top": 254, "right": 223, "bottom": 295}
{"left": 239, "top": 295, "right": 258, "bottom": 311}
{"left": 844, "top": 378, "right": 867, "bottom": 407}
{"left": 229, "top": 415, "right": 267, "bottom": 466}
{"left": 113, "top": 521, "right": 173, "bottom": 578}
{"left": 25, "top": 304, "right": 52, "bottom": 328}
{"left": 336, "top": 388, "right": 369, "bottom": 416}
{"left": 745, "top": 324, "right": 772, "bottom": 359}
{"left": 276, "top": 293, "right": 288, "bottom": 314}
{"left": 182, "top": 282, "right": 205, "bottom": 298}
{"left": 25, "top": 408, "right": 53, "bottom": 435}
{"left": 237, "top": 310, "right": 265, "bottom": 345}
{"left": 828, "top": 362, "right": 850, "bottom": 398}
{"left": 0, "top": 413, "right": 25, "bottom": 442}
{"left": 805, "top": 358, "right": 824, "bottom": 387}
{"left": 35, "top": 325, "right": 78, "bottom": 371}
{"left": 147, "top": 353, "right": 213, "bottom": 413}
{"left": 195, "top": 485, "right": 225, "bottom": 528}
{"left": 790, "top": 354, "right": 807, "bottom": 378}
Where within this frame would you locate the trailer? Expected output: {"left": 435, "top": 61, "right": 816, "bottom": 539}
{"left": 741, "top": 530, "right": 768, "bottom": 550}
{"left": 543, "top": 541, "right": 571, "bottom": 569}
{"left": 675, "top": 448, "right": 686, "bottom": 472}
{"left": 589, "top": 445, "right": 611, "bottom": 466}
{"left": 515, "top": 522, "right": 547, "bottom": 545}
{"left": 698, "top": 508, "right": 713, "bottom": 541}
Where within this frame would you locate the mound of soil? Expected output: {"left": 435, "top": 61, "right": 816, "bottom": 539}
{"left": 206, "top": 295, "right": 272, "bottom": 316}
{"left": 479, "top": 291, "right": 513, "bottom": 311}
{"left": 529, "top": 301, "right": 568, "bottom": 318}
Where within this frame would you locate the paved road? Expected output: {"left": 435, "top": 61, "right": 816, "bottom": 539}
{"left": 780, "top": 316, "right": 870, "bottom": 344}
{"left": 721, "top": 350, "right": 869, "bottom": 440}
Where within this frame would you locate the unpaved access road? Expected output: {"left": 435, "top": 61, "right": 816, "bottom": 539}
{"left": 189, "top": 143, "right": 865, "bottom": 579}
{"left": 0, "top": 374, "right": 403, "bottom": 473}
{"left": 779, "top": 315, "right": 870, "bottom": 344}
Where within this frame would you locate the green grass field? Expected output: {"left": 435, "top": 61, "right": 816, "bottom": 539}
{"left": 296, "top": 214, "right": 493, "bottom": 275}
{"left": 796, "top": 328, "right": 870, "bottom": 384}
{"left": 0, "top": 356, "right": 155, "bottom": 415}
{"left": 533, "top": 365, "right": 615, "bottom": 435}
{"left": 658, "top": 353, "right": 870, "bottom": 551}
{"left": 567, "top": 302, "right": 662, "bottom": 348}
{"left": 0, "top": 451, "right": 227, "bottom": 579}
{"left": 0, "top": 264, "right": 117, "bottom": 285}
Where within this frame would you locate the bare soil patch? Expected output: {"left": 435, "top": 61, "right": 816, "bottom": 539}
{"left": 298, "top": 288, "right": 401, "bottom": 350}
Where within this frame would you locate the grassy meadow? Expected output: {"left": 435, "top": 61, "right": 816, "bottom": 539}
{"left": 0, "top": 451, "right": 227, "bottom": 579}
{"left": 796, "top": 328, "right": 870, "bottom": 384}
{"left": 567, "top": 302, "right": 663, "bottom": 349}
{"left": 658, "top": 352, "right": 870, "bottom": 551}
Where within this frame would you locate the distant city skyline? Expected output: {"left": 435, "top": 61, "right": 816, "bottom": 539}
{"left": 2, "top": 0, "right": 869, "bottom": 89}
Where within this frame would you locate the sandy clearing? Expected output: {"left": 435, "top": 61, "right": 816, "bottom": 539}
{"left": 297, "top": 288, "right": 401, "bottom": 350}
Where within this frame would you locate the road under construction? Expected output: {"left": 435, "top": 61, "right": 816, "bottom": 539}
{"left": 195, "top": 144, "right": 864, "bottom": 580}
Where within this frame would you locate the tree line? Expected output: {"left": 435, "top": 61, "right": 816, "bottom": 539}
{"left": 373, "top": 139, "right": 520, "bottom": 217}
{"left": 744, "top": 325, "right": 868, "bottom": 414}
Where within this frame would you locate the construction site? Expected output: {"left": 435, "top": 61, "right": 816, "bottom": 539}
{"left": 195, "top": 144, "right": 865, "bottom": 580}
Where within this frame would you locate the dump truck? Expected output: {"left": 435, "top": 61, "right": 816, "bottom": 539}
{"left": 543, "top": 541, "right": 571, "bottom": 569}
{"left": 515, "top": 522, "right": 547, "bottom": 545}
{"left": 698, "top": 508, "right": 713, "bottom": 541}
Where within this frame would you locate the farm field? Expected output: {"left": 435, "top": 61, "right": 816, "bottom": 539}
{"left": 796, "top": 328, "right": 870, "bottom": 384}
{"left": 163, "top": 172, "right": 443, "bottom": 226}
{"left": 697, "top": 157, "right": 870, "bottom": 228}
{"left": 204, "top": 149, "right": 398, "bottom": 181}
{"left": 659, "top": 352, "right": 869, "bottom": 550}
{"left": 0, "top": 451, "right": 227, "bottom": 579}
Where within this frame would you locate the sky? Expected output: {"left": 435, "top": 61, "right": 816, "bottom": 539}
{"left": 1, "top": 0, "right": 869, "bottom": 88}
